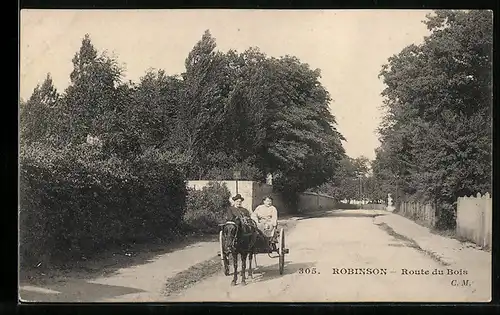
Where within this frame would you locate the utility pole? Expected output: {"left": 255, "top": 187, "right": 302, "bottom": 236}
{"left": 360, "top": 176, "right": 363, "bottom": 204}
{"left": 357, "top": 175, "right": 362, "bottom": 205}
{"left": 233, "top": 170, "right": 241, "bottom": 195}
{"left": 395, "top": 174, "right": 399, "bottom": 208}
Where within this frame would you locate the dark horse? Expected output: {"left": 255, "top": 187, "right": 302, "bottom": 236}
{"left": 220, "top": 216, "right": 266, "bottom": 286}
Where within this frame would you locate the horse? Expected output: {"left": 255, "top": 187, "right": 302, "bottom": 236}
{"left": 220, "top": 216, "right": 266, "bottom": 286}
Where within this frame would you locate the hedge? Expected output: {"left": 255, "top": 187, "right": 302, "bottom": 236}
{"left": 19, "top": 143, "right": 187, "bottom": 266}
{"left": 183, "top": 181, "right": 231, "bottom": 234}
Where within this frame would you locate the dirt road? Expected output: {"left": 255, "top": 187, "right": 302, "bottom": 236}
{"left": 167, "top": 210, "right": 489, "bottom": 302}
{"left": 20, "top": 210, "right": 490, "bottom": 303}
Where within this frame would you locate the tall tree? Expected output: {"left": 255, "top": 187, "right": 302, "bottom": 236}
{"left": 179, "top": 30, "right": 235, "bottom": 178}
{"left": 62, "top": 34, "right": 124, "bottom": 146}
{"left": 132, "top": 69, "right": 183, "bottom": 151}
{"left": 59, "top": 34, "right": 141, "bottom": 159}
{"left": 249, "top": 56, "right": 345, "bottom": 206}
{"left": 376, "top": 10, "right": 492, "bottom": 228}
{"left": 20, "top": 73, "right": 60, "bottom": 145}
{"left": 319, "top": 156, "right": 370, "bottom": 203}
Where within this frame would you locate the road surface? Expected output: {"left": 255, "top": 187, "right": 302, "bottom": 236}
{"left": 19, "top": 210, "right": 489, "bottom": 303}
{"left": 167, "top": 210, "right": 487, "bottom": 302}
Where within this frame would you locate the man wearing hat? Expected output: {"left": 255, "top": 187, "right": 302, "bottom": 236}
{"left": 225, "top": 194, "right": 254, "bottom": 225}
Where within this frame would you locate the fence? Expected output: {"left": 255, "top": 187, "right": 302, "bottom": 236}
{"left": 456, "top": 193, "right": 492, "bottom": 249}
{"left": 361, "top": 203, "right": 387, "bottom": 210}
{"left": 398, "top": 201, "right": 437, "bottom": 229}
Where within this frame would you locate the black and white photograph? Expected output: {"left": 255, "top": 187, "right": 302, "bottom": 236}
{"left": 19, "top": 9, "right": 492, "bottom": 302}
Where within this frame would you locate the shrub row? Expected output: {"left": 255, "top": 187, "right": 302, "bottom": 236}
{"left": 183, "top": 181, "right": 231, "bottom": 234}
{"left": 19, "top": 143, "right": 187, "bottom": 266}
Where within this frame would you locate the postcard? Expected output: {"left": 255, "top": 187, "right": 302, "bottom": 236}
{"left": 19, "top": 9, "right": 492, "bottom": 303}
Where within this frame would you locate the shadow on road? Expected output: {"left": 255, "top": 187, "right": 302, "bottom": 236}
{"left": 19, "top": 279, "right": 145, "bottom": 303}
{"left": 20, "top": 233, "right": 219, "bottom": 287}
{"left": 296, "top": 210, "right": 388, "bottom": 221}
{"left": 251, "top": 261, "right": 316, "bottom": 283}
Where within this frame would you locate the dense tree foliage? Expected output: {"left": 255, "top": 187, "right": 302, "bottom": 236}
{"left": 20, "top": 74, "right": 60, "bottom": 146}
{"left": 20, "top": 28, "right": 347, "bottom": 257}
{"left": 373, "top": 10, "right": 492, "bottom": 228}
{"left": 169, "top": 31, "right": 346, "bottom": 200}
{"left": 318, "top": 156, "right": 373, "bottom": 203}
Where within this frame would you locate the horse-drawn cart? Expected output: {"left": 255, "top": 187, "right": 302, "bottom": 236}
{"left": 218, "top": 226, "right": 290, "bottom": 275}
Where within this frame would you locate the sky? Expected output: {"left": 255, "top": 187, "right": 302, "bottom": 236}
{"left": 20, "top": 9, "right": 432, "bottom": 160}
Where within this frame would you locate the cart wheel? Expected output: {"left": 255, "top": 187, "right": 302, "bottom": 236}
{"left": 219, "top": 231, "right": 229, "bottom": 276}
{"left": 278, "top": 228, "right": 285, "bottom": 275}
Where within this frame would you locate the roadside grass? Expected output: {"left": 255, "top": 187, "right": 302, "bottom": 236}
{"left": 163, "top": 255, "right": 222, "bottom": 297}
{"left": 396, "top": 213, "right": 489, "bottom": 252}
{"left": 430, "top": 227, "right": 489, "bottom": 251}
{"left": 376, "top": 222, "right": 451, "bottom": 266}
{"left": 430, "top": 228, "right": 457, "bottom": 239}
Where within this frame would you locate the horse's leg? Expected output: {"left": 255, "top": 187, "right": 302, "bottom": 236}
{"left": 231, "top": 252, "right": 238, "bottom": 286}
{"left": 223, "top": 253, "right": 230, "bottom": 275}
{"left": 248, "top": 253, "right": 253, "bottom": 279}
{"left": 241, "top": 252, "right": 247, "bottom": 285}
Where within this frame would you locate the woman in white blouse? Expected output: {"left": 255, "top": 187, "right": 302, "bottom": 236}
{"left": 251, "top": 196, "right": 278, "bottom": 239}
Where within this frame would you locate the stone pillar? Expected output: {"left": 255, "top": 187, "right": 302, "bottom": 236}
{"left": 386, "top": 193, "right": 395, "bottom": 212}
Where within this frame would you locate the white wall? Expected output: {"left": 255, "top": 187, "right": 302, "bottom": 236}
{"left": 187, "top": 180, "right": 254, "bottom": 211}
{"left": 298, "top": 192, "right": 337, "bottom": 212}
{"left": 186, "top": 180, "right": 338, "bottom": 214}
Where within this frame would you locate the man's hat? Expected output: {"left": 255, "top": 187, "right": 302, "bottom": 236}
{"left": 232, "top": 194, "right": 244, "bottom": 201}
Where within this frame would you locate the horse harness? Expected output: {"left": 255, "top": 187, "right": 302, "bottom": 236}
{"left": 223, "top": 218, "right": 257, "bottom": 252}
